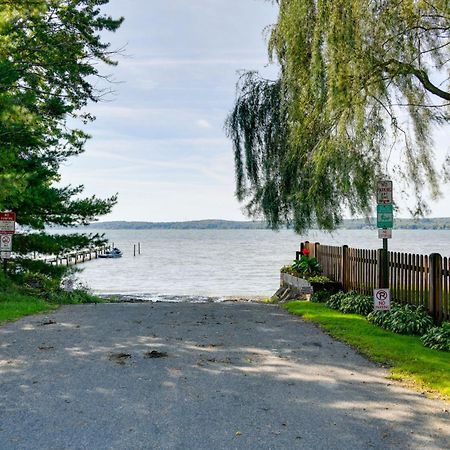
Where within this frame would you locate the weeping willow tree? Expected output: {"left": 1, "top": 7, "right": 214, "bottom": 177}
{"left": 226, "top": 0, "right": 450, "bottom": 232}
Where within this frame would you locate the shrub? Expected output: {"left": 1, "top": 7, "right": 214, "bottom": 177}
{"left": 366, "top": 309, "right": 388, "bottom": 328}
{"left": 307, "top": 275, "right": 331, "bottom": 283}
{"left": 339, "top": 293, "right": 373, "bottom": 316}
{"left": 310, "top": 290, "right": 333, "bottom": 303}
{"left": 326, "top": 291, "right": 347, "bottom": 310}
{"left": 421, "top": 322, "right": 450, "bottom": 352}
{"left": 291, "top": 256, "right": 322, "bottom": 277}
{"left": 47, "top": 288, "right": 103, "bottom": 305}
{"left": 367, "top": 303, "right": 433, "bottom": 335}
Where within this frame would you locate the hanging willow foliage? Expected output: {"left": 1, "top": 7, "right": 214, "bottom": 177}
{"left": 225, "top": 0, "right": 449, "bottom": 232}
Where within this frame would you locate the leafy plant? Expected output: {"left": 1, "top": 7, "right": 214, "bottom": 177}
{"left": 310, "top": 291, "right": 333, "bottom": 303}
{"left": 291, "top": 256, "right": 322, "bottom": 277}
{"left": 326, "top": 291, "right": 347, "bottom": 310}
{"left": 366, "top": 309, "right": 388, "bottom": 328}
{"left": 421, "top": 322, "right": 450, "bottom": 352}
{"left": 367, "top": 304, "right": 433, "bottom": 335}
{"left": 339, "top": 294, "right": 374, "bottom": 316}
{"left": 307, "top": 275, "right": 331, "bottom": 283}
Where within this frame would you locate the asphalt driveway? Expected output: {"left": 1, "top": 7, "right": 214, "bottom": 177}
{"left": 0, "top": 302, "right": 448, "bottom": 449}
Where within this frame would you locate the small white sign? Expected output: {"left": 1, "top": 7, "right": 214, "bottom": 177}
{"left": 0, "top": 235, "right": 12, "bottom": 251}
{"left": 377, "top": 180, "right": 393, "bottom": 204}
{"left": 378, "top": 228, "right": 392, "bottom": 239}
{"left": 0, "top": 212, "right": 16, "bottom": 234}
{"left": 374, "top": 288, "right": 391, "bottom": 311}
{"left": 0, "top": 251, "right": 12, "bottom": 259}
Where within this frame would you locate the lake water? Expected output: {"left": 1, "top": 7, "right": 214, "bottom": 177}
{"left": 72, "top": 229, "right": 450, "bottom": 300}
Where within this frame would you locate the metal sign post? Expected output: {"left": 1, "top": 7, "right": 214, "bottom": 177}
{"left": 376, "top": 182, "right": 393, "bottom": 292}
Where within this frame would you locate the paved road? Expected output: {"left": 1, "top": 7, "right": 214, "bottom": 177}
{"left": 0, "top": 302, "right": 448, "bottom": 450}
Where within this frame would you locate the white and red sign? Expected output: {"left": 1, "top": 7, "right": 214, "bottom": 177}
{"left": 374, "top": 288, "right": 391, "bottom": 311}
{"left": 377, "top": 181, "right": 393, "bottom": 204}
{"left": 0, "top": 235, "right": 12, "bottom": 252}
{"left": 0, "top": 252, "right": 11, "bottom": 259}
{"left": 0, "top": 212, "right": 16, "bottom": 234}
{"left": 378, "top": 228, "right": 392, "bottom": 239}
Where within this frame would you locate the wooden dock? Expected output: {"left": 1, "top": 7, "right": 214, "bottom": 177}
{"left": 46, "top": 244, "right": 112, "bottom": 266}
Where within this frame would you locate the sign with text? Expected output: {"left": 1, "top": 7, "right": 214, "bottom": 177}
{"left": 0, "top": 212, "right": 16, "bottom": 234}
{"left": 0, "top": 235, "right": 12, "bottom": 252}
{"left": 374, "top": 288, "right": 391, "bottom": 311}
{"left": 377, "top": 181, "right": 393, "bottom": 204}
{"left": 378, "top": 228, "right": 392, "bottom": 239}
{"left": 0, "top": 252, "right": 11, "bottom": 259}
{"left": 377, "top": 204, "right": 393, "bottom": 228}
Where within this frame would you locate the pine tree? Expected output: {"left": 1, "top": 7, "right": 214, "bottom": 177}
{"left": 0, "top": 0, "right": 123, "bottom": 275}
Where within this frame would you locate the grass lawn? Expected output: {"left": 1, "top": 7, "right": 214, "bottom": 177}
{"left": 0, "top": 291, "right": 57, "bottom": 323}
{"left": 284, "top": 301, "right": 450, "bottom": 400}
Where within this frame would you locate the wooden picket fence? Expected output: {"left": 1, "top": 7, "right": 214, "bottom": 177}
{"left": 299, "top": 241, "right": 449, "bottom": 324}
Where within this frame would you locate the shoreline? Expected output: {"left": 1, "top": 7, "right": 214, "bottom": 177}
{"left": 100, "top": 293, "right": 269, "bottom": 304}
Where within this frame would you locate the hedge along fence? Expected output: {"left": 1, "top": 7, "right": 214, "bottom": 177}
{"left": 298, "top": 241, "right": 449, "bottom": 324}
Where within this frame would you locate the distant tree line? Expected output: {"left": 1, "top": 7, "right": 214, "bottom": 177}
{"left": 83, "top": 218, "right": 450, "bottom": 231}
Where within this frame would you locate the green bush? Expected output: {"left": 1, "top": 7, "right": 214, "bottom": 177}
{"left": 291, "top": 256, "right": 322, "bottom": 277}
{"left": 367, "top": 303, "right": 433, "bottom": 335}
{"left": 421, "top": 322, "right": 450, "bottom": 352}
{"left": 339, "top": 293, "right": 373, "bottom": 316}
{"left": 307, "top": 275, "right": 331, "bottom": 283}
{"left": 310, "top": 290, "right": 333, "bottom": 303}
{"left": 326, "top": 291, "right": 347, "bottom": 310}
{"left": 366, "top": 309, "right": 388, "bottom": 327}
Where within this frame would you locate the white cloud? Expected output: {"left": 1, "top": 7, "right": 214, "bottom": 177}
{"left": 196, "top": 119, "right": 212, "bottom": 129}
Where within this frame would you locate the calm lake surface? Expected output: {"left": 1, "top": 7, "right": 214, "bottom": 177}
{"left": 72, "top": 229, "right": 450, "bottom": 299}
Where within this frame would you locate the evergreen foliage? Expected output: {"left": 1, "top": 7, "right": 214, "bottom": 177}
{"left": 226, "top": 0, "right": 450, "bottom": 232}
{"left": 0, "top": 1, "right": 123, "bottom": 277}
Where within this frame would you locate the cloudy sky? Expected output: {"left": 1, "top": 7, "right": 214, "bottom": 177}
{"left": 60, "top": 0, "right": 449, "bottom": 222}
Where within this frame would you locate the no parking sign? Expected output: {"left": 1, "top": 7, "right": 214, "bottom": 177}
{"left": 373, "top": 289, "right": 391, "bottom": 311}
{"left": 1, "top": 235, "right": 12, "bottom": 252}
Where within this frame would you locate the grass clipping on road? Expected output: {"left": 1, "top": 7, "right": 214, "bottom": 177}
{"left": 284, "top": 301, "right": 450, "bottom": 400}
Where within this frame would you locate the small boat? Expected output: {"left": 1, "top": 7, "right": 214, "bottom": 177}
{"left": 99, "top": 247, "right": 123, "bottom": 258}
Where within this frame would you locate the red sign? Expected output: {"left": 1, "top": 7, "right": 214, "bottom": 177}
{"left": 0, "top": 212, "right": 16, "bottom": 234}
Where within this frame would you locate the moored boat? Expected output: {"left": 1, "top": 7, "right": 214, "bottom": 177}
{"left": 98, "top": 247, "right": 122, "bottom": 258}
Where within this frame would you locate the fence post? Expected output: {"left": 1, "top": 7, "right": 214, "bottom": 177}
{"left": 341, "top": 245, "right": 348, "bottom": 291}
{"left": 297, "top": 242, "right": 305, "bottom": 261}
{"left": 429, "top": 253, "right": 442, "bottom": 325}
{"left": 314, "top": 242, "right": 320, "bottom": 260}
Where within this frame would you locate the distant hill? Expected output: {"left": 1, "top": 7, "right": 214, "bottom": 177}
{"left": 83, "top": 218, "right": 450, "bottom": 230}
{"left": 86, "top": 220, "right": 269, "bottom": 230}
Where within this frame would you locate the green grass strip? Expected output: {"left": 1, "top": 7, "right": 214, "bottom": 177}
{"left": 284, "top": 301, "right": 450, "bottom": 399}
{"left": 0, "top": 292, "right": 57, "bottom": 323}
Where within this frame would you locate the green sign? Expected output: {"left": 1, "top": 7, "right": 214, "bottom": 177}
{"left": 377, "top": 204, "right": 393, "bottom": 228}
